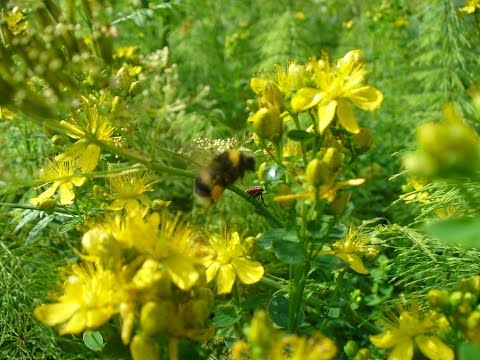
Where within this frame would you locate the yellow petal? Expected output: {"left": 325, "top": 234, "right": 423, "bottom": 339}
{"left": 348, "top": 86, "right": 383, "bottom": 111}
{"left": 59, "top": 183, "right": 75, "bottom": 205}
{"left": 86, "top": 308, "right": 115, "bottom": 329}
{"left": 59, "top": 311, "right": 87, "bottom": 335}
{"left": 78, "top": 143, "right": 101, "bottom": 172}
{"left": 55, "top": 140, "right": 88, "bottom": 163}
{"left": 231, "top": 257, "right": 264, "bottom": 284}
{"left": 388, "top": 340, "right": 414, "bottom": 360}
{"left": 217, "top": 264, "right": 236, "bottom": 294}
{"left": 30, "top": 183, "right": 59, "bottom": 205}
{"left": 163, "top": 255, "right": 199, "bottom": 291}
{"left": 59, "top": 120, "right": 85, "bottom": 139}
{"left": 415, "top": 335, "right": 454, "bottom": 360}
{"left": 337, "top": 100, "right": 360, "bottom": 134}
{"left": 34, "top": 303, "right": 79, "bottom": 326}
{"left": 250, "top": 77, "right": 269, "bottom": 94}
{"left": 71, "top": 176, "right": 86, "bottom": 186}
{"left": 370, "top": 330, "right": 401, "bottom": 348}
{"left": 338, "top": 253, "right": 368, "bottom": 274}
{"left": 291, "top": 88, "right": 324, "bottom": 112}
{"left": 205, "top": 261, "right": 220, "bottom": 283}
{"left": 318, "top": 100, "right": 337, "bottom": 133}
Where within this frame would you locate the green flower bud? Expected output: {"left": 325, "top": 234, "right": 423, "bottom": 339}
{"left": 248, "top": 108, "right": 282, "bottom": 140}
{"left": 321, "top": 147, "right": 343, "bottom": 172}
{"left": 130, "top": 334, "right": 160, "bottom": 360}
{"left": 305, "top": 159, "right": 331, "bottom": 187}
{"left": 468, "top": 311, "right": 480, "bottom": 330}
{"left": 450, "top": 291, "right": 464, "bottom": 308}
{"left": 129, "top": 81, "right": 142, "bottom": 96}
{"left": 354, "top": 348, "right": 371, "bottom": 360}
{"left": 352, "top": 128, "right": 374, "bottom": 152}
{"left": 36, "top": 198, "right": 56, "bottom": 211}
{"left": 344, "top": 340, "right": 359, "bottom": 357}
{"left": 427, "top": 289, "right": 450, "bottom": 310}
{"left": 140, "top": 301, "right": 174, "bottom": 336}
{"left": 117, "top": 66, "right": 132, "bottom": 91}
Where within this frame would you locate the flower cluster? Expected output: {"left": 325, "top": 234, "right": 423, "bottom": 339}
{"left": 247, "top": 50, "right": 382, "bottom": 210}
{"left": 34, "top": 208, "right": 264, "bottom": 359}
{"left": 232, "top": 311, "right": 337, "bottom": 360}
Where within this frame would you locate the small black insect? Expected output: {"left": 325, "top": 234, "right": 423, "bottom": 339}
{"left": 245, "top": 185, "right": 266, "bottom": 206}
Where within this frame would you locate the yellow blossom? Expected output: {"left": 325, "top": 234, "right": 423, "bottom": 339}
{"left": 116, "top": 211, "right": 203, "bottom": 291}
{"left": 202, "top": 230, "right": 264, "bottom": 294}
{"left": 5, "top": 7, "right": 29, "bottom": 35}
{"left": 30, "top": 160, "right": 86, "bottom": 206}
{"left": 321, "top": 229, "right": 369, "bottom": 274}
{"left": 370, "top": 301, "right": 454, "bottom": 360}
{"left": 271, "top": 333, "right": 337, "bottom": 360}
{"left": 56, "top": 105, "right": 117, "bottom": 172}
{"left": 460, "top": 0, "right": 480, "bottom": 14}
{"left": 291, "top": 50, "right": 383, "bottom": 134}
{"left": 103, "top": 170, "right": 157, "bottom": 211}
{"left": 0, "top": 106, "right": 15, "bottom": 121}
{"left": 34, "top": 260, "right": 120, "bottom": 335}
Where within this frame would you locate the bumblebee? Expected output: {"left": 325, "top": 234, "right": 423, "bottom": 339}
{"left": 194, "top": 150, "right": 255, "bottom": 205}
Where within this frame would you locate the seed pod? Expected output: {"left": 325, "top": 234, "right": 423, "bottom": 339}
{"left": 248, "top": 107, "right": 282, "bottom": 140}
{"left": 130, "top": 334, "right": 160, "bottom": 360}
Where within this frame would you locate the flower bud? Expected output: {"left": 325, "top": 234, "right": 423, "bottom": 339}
{"left": 305, "top": 159, "right": 331, "bottom": 187}
{"left": 330, "top": 191, "right": 350, "bottom": 215}
{"left": 321, "top": 147, "right": 343, "bottom": 172}
{"left": 468, "top": 311, "right": 480, "bottom": 330}
{"left": 36, "top": 198, "right": 56, "bottom": 211}
{"left": 129, "top": 81, "right": 142, "bottom": 96}
{"left": 116, "top": 66, "right": 132, "bottom": 91}
{"left": 352, "top": 128, "right": 374, "bottom": 152}
{"left": 354, "top": 348, "right": 371, "bottom": 360}
{"left": 140, "top": 301, "right": 174, "bottom": 336}
{"left": 450, "top": 291, "right": 464, "bottom": 308}
{"left": 344, "top": 340, "right": 359, "bottom": 357}
{"left": 427, "top": 289, "right": 450, "bottom": 310}
{"left": 130, "top": 334, "right": 160, "bottom": 360}
{"left": 248, "top": 108, "right": 282, "bottom": 140}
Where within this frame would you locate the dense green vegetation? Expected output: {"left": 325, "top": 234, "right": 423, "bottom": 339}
{"left": 1, "top": 1, "right": 480, "bottom": 359}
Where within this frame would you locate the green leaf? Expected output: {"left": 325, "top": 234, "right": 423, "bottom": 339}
{"left": 327, "top": 307, "right": 341, "bottom": 318}
{"left": 213, "top": 306, "right": 239, "bottom": 328}
{"left": 458, "top": 343, "right": 480, "bottom": 360}
{"left": 425, "top": 217, "right": 480, "bottom": 248}
{"left": 82, "top": 330, "right": 104, "bottom": 352}
{"left": 267, "top": 295, "right": 304, "bottom": 328}
{"left": 224, "top": 338, "right": 238, "bottom": 348}
{"left": 286, "top": 129, "right": 314, "bottom": 142}
{"left": 272, "top": 238, "right": 306, "bottom": 264}
{"left": 312, "top": 254, "right": 348, "bottom": 270}
{"left": 256, "top": 228, "right": 298, "bottom": 250}
{"left": 240, "top": 293, "right": 270, "bottom": 311}
{"left": 26, "top": 214, "right": 55, "bottom": 245}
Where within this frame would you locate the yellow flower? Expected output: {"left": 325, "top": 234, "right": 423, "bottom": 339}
{"left": 56, "top": 105, "right": 117, "bottom": 171}
{"left": 104, "top": 170, "right": 157, "bottom": 211}
{"left": 5, "top": 7, "right": 28, "bottom": 35}
{"left": 117, "top": 211, "right": 203, "bottom": 291}
{"left": 30, "top": 160, "right": 86, "bottom": 206}
{"left": 113, "top": 45, "right": 140, "bottom": 62}
{"left": 321, "top": 229, "right": 369, "bottom": 274}
{"left": 370, "top": 301, "right": 454, "bottom": 360}
{"left": 460, "top": 0, "right": 480, "bottom": 14}
{"left": 202, "top": 230, "right": 264, "bottom": 294}
{"left": 0, "top": 106, "right": 15, "bottom": 121}
{"left": 400, "top": 177, "right": 430, "bottom": 203}
{"left": 291, "top": 50, "right": 383, "bottom": 134}
{"left": 34, "top": 260, "right": 120, "bottom": 335}
{"left": 271, "top": 333, "right": 337, "bottom": 360}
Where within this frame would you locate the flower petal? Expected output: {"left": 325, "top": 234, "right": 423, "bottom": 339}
{"left": 217, "top": 264, "right": 236, "bottom": 294}
{"left": 389, "top": 340, "right": 414, "bottom": 360}
{"left": 30, "top": 183, "right": 59, "bottom": 205}
{"left": 348, "top": 86, "right": 383, "bottom": 111}
{"left": 205, "top": 261, "right": 220, "bottom": 283}
{"left": 318, "top": 100, "right": 337, "bottom": 133}
{"left": 231, "top": 257, "right": 264, "bottom": 285}
{"left": 340, "top": 253, "right": 368, "bottom": 274}
{"left": 370, "top": 330, "right": 398, "bottom": 349}
{"left": 415, "top": 335, "right": 454, "bottom": 360}
{"left": 291, "top": 88, "right": 324, "bottom": 112}
{"left": 78, "top": 143, "right": 101, "bottom": 172}
{"left": 59, "top": 311, "right": 87, "bottom": 335}
{"left": 34, "top": 303, "right": 80, "bottom": 326}
{"left": 59, "top": 182, "right": 75, "bottom": 205}
{"left": 163, "top": 255, "right": 200, "bottom": 291}
{"left": 337, "top": 100, "right": 360, "bottom": 134}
